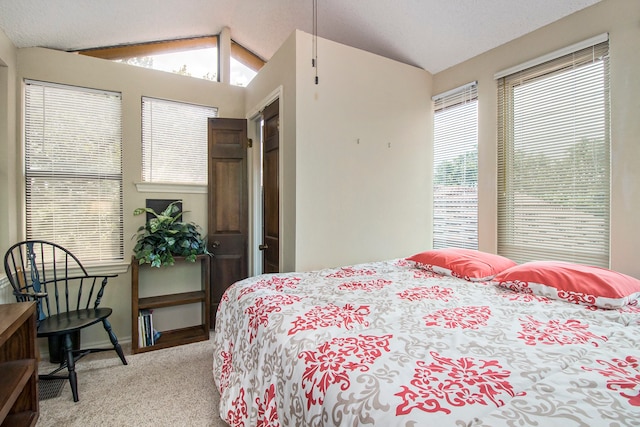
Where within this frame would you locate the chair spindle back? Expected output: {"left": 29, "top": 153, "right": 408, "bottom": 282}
{"left": 3, "top": 240, "right": 109, "bottom": 318}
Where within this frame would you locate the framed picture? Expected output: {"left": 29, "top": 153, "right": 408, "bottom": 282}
{"left": 145, "top": 199, "right": 182, "bottom": 221}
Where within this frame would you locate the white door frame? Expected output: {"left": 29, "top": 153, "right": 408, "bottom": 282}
{"left": 246, "top": 86, "right": 283, "bottom": 277}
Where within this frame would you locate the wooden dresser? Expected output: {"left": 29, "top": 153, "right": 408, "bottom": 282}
{"left": 0, "top": 302, "right": 38, "bottom": 427}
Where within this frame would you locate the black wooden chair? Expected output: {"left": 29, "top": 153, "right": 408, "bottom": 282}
{"left": 3, "top": 240, "right": 128, "bottom": 402}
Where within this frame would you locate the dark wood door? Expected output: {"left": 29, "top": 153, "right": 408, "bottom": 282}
{"left": 261, "top": 99, "right": 280, "bottom": 273}
{"left": 208, "top": 118, "right": 248, "bottom": 327}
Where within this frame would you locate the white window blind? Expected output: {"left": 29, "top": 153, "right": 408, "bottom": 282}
{"left": 497, "top": 39, "right": 610, "bottom": 267}
{"left": 141, "top": 97, "right": 218, "bottom": 184}
{"left": 24, "top": 80, "right": 123, "bottom": 263}
{"left": 433, "top": 82, "right": 478, "bottom": 249}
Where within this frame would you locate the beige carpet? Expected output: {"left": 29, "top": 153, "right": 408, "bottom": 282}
{"left": 36, "top": 335, "right": 228, "bottom": 427}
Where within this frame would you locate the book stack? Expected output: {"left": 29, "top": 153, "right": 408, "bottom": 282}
{"left": 138, "top": 309, "right": 162, "bottom": 347}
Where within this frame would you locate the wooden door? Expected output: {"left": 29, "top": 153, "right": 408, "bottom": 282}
{"left": 208, "top": 118, "right": 248, "bottom": 327}
{"left": 261, "top": 100, "right": 280, "bottom": 273}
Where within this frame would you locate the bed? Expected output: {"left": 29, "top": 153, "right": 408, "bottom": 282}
{"left": 213, "top": 249, "right": 640, "bottom": 426}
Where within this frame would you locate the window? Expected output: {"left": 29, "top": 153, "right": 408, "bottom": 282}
{"left": 24, "top": 80, "right": 123, "bottom": 263}
{"left": 80, "top": 36, "right": 219, "bottom": 81}
{"left": 141, "top": 97, "right": 218, "bottom": 184}
{"left": 119, "top": 47, "right": 218, "bottom": 81}
{"left": 497, "top": 36, "right": 610, "bottom": 267}
{"left": 432, "top": 82, "right": 478, "bottom": 249}
{"left": 79, "top": 36, "right": 264, "bottom": 86}
{"left": 230, "top": 41, "right": 261, "bottom": 87}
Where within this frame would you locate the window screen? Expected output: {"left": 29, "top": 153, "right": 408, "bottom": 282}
{"left": 141, "top": 97, "right": 218, "bottom": 184}
{"left": 497, "top": 40, "right": 610, "bottom": 267}
{"left": 433, "top": 82, "right": 478, "bottom": 249}
{"left": 24, "top": 80, "right": 123, "bottom": 263}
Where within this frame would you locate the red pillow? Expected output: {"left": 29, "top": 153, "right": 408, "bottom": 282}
{"left": 493, "top": 261, "right": 640, "bottom": 309}
{"left": 407, "top": 248, "right": 517, "bottom": 282}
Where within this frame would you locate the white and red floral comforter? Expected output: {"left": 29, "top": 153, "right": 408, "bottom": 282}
{"left": 213, "top": 259, "right": 640, "bottom": 426}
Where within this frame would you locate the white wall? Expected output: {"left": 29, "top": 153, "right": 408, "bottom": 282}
{"left": 0, "top": 28, "right": 17, "bottom": 262}
{"left": 433, "top": 0, "right": 640, "bottom": 278}
{"left": 294, "top": 32, "right": 432, "bottom": 270}
{"left": 245, "top": 31, "right": 298, "bottom": 272}
{"left": 247, "top": 30, "right": 433, "bottom": 272}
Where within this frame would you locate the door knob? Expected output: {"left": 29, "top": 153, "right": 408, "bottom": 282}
{"left": 258, "top": 244, "right": 268, "bottom": 250}
{"left": 211, "top": 241, "right": 221, "bottom": 248}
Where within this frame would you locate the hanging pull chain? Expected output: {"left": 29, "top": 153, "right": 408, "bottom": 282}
{"left": 312, "top": 0, "right": 318, "bottom": 84}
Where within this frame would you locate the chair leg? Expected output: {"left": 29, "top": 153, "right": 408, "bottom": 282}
{"left": 102, "top": 318, "right": 128, "bottom": 365}
{"left": 63, "top": 333, "right": 79, "bottom": 402}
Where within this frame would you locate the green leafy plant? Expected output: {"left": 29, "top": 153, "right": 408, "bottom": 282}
{"left": 132, "top": 201, "right": 208, "bottom": 267}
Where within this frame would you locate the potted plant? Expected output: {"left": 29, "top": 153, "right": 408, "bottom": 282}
{"left": 132, "top": 201, "right": 209, "bottom": 267}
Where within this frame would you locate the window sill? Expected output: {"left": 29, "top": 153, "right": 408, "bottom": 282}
{"left": 135, "top": 182, "right": 207, "bottom": 194}
{"left": 83, "top": 261, "right": 132, "bottom": 276}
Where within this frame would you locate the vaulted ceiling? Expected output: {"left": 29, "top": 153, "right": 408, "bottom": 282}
{"left": 0, "top": 0, "right": 601, "bottom": 74}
